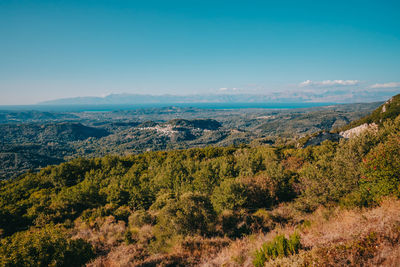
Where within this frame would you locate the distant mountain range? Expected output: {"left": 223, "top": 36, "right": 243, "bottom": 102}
{"left": 38, "top": 90, "right": 398, "bottom": 105}
{"left": 38, "top": 93, "right": 308, "bottom": 105}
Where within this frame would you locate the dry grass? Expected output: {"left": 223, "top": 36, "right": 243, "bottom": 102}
{"left": 87, "top": 244, "right": 149, "bottom": 267}
{"left": 85, "top": 228, "right": 230, "bottom": 266}
{"left": 201, "top": 197, "right": 400, "bottom": 267}
{"left": 380, "top": 244, "right": 400, "bottom": 266}
{"left": 301, "top": 197, "right": 400, "bottom": 248}
{"left": 72, "top": 215, "right": 127, "bottom": 254}
{"left": 80, "top": 198, "right": 400, "bottom": 266}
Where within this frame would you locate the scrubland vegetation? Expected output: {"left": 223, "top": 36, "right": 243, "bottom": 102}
{"left": 1, "top": 96, "right": 400, "bottom": 266}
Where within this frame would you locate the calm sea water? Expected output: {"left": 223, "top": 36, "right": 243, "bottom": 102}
{"left": 0, "top": 102, "right": 335, "bottom": 112}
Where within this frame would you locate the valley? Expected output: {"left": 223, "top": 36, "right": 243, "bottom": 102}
{"left": 0, "top": 102, "right": 380, "bottom": 179}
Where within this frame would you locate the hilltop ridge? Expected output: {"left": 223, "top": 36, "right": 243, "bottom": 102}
{"left": 338, "top": 93, "right": 400, "bottom": 132}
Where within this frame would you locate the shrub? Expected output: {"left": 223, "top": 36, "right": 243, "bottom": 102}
{"left": 253, "top": 232, "right": 301, "bottom": 267}
{"left": 0, "top": 225, "right": 94, "bottom": 267}
{"left": 360, "top": 135, "right": 400, "bottom": 204}
{"left": 211, "top": 179, "right": 248, "bottom": 213}
{"left": 217, "top": 210, "right": 268, "bottom": 238}
{"left": 80, "top": 205, "right": 114, "bottom": 224}
{"left": 113, "top": 205, "right": 132, "bottom": 222}
{"left": 156, "top": 192, "right": 216, "bottom": 236}
{"left": 128, "top": 209, "right": 154, "bottom": 228}
{"left": 212, "top": 164, "right": 295, "bottom": 214}
{"left": 253, "top": 246, "right": 267, "bottom": 267}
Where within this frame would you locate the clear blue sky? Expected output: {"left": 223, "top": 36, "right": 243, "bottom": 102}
{"left": 1, "top": 0, "right": 399, "bottom": 104}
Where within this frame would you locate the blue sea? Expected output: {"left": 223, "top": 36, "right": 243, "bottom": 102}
{"left": 0, "top": 102, "right": 336, "bottom": 112}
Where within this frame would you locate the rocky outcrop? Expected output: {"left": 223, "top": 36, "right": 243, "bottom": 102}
{"left": 339, "top": 123, "right": 378, "bottom": 138}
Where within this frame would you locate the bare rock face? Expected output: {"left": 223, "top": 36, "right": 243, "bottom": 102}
{"left": 338, "top": 94, "right": 400, "bottom": 139}
{"left": 339, "top": 123, "right": 378, "bottom": 138}
{"left": 381, "top": 97, "right": 394, "bottom": 113}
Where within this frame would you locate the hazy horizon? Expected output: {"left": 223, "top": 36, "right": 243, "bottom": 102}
{"left": 1, "top": 1, "right": 399, "bottom": 104}
{"left": 35, "top": 90, "right": 398, "bottom": 106}
{"left": 0, "top": 91, "right": 391, "bottom": 107}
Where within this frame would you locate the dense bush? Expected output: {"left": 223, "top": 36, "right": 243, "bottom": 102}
{"left": 0, "top": 225, "right": 94, "bottom": 267}
{"left": 296, "top": 131, "right": 379, "bottom": 211}
{"left": 155, "top": 192, "right": 216, "bottom": 236}
{"left": 360, "top": 134, "right": 400, "bottom": 204}
{"left": 211, "top": 178, "right": 248, "bottom": 213}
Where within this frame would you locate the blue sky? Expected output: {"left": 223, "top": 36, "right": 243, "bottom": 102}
{"left": 0, "top": 0, "right": 399, "bottom": 104}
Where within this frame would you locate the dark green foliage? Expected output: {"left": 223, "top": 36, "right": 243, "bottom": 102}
{"left": 0, "top": 225, "right": 94, "bottom": 267}
{"left": 46, "top": 158, "right": 98, "bottom": 188}
{"left": 155, "top": 192, "right": 216, "bottom": 236}
{"left": 217, "top": 209, "right": 274, "bottom": 238}
{"left": 359, "top": 134, "right": 400, "bottom": 204}
{"left": 211, "top": 178, "right": 248, "bottom": 213}
{"left": 129, "top": 209, "right": 154, "bottom": 228}
{"left": 295, "top": 133, "right": 379, "bottom": 211}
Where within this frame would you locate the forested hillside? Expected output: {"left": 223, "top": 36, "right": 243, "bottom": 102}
{"left": 0, "top": 102, "right": 380, "bottom": 179}
{"left": 1, "top": 96, "right": 400, "bottom": 266}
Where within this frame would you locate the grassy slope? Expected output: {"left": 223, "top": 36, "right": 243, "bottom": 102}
{"left": 204, "top": 198, "right": 400, "bottom": 266}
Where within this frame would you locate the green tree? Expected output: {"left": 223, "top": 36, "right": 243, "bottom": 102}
{"left": 360, "top": 135, "right": 400, "bottom": 203}
{"left": 211, "top": 178, "right": 248, "bottom": 213}
{"left": 156, "top": 192, "right": 216, "bottom": 236}
{"left": 0, "top": 225, "right": 94, "bottom": 267}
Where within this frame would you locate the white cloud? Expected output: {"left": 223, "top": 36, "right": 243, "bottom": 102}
{"left": 370, "top": 82, "right": 400, "bottom": 88}
{"left": 299, "top": 80, "right": 313, "bottom": 87}
{"left": 299, "top": 80, "right": 359, "bottom": 87}
{"left": 219, "top": 87, "right": 239, "bottom": 92}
